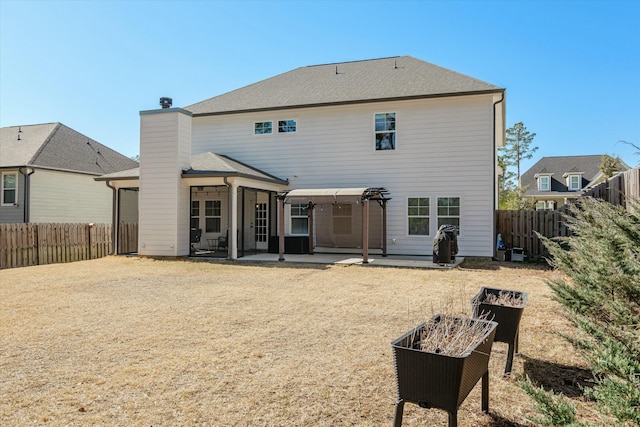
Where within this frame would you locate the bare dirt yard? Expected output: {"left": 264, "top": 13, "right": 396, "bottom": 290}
{"left": 0, "top": 257, "right": 601, "bottom": 426}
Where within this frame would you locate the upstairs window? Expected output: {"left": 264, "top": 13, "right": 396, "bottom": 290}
{"left": 375, "top": 113, "right": 396, "bottom": 150}
{"left": 205, "top": 200, "right": 222, "bottom": 233}
{"left": 278, "top": 120, "right": 297, "bottom": 133}
{"left": 408, "top": 197, "right": 429, "bottom": 236}
{"left": 1, "top": 172, "right": 17, "bottom": 205}
{"left": 568, "top": 174, "right": 581, "bottom": 190}
{"left": 254, "top": 121, "right": 272, "bottom": 135}
{"left": 290, "top": 204, "right": 308, "bottom": 235}
{"left": 538, "top": 176, "right": 551, "bottom": 192}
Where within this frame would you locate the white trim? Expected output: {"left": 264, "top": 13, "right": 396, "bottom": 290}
{"left": 1, "top": 171, "right": 18, "bottom": 206}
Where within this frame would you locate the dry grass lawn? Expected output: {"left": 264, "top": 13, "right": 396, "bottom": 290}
{"left": 0, "top": 257, "right": 602, "bottom": 426}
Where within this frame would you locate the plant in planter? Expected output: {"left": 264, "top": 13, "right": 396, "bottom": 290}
{"left": 472, "top": 287, "right": 528, "bottom": 376}
{"left": 391, "top": 314, "right": 498, "bottom": 427}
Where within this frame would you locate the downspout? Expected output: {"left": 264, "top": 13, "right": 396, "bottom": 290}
{"left": 105, "top": 180, "right": 117, "bottom": 255}
{"left": 223, "top": 177, "right": 232, "bottom": 259}
{"left": 493, "top": 91, "right": 505, "bottom": 257}
{"left": 18, "top": 166, "right": 35, "bottom": 223}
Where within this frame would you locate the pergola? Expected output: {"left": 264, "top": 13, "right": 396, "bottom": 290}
{"left": 276, "top": 187, "right": 391, "bottom": 263}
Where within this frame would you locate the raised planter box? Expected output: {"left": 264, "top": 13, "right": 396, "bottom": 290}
{"left": 391, "top": 315, "right": 498, "bottom": 427}
{"left": 472, "top": 287, "right": 528, "bottom": 375}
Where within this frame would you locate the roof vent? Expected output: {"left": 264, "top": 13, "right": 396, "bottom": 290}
{"left": 160, "top": 97, "right": 172, "bottom": 109}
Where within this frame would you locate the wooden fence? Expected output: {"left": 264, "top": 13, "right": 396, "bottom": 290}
{"left": 118, "top": 222, "right": 139, "bottom": 254}
{"left": 582, "top": 167, "right": 639, "bottom": 209}
{"left": 0, "top": 223, "right": 112, "bottom": 270}
{"left": 497, "top": 167, "right": 639, "bottom": 259}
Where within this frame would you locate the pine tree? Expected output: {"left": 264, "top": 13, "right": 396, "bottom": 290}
{"left": 538, "top": 197, "right": 640, "bottom": 425}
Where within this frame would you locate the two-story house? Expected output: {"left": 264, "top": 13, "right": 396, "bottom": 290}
{"left": 520, "top": 155, "right": 630, "bottom": 210}
{"left": 97, "top": 56, "right": 506, "bottom": 259}
{"left": 1, "top": 123, "right": 138, "bottom": 224}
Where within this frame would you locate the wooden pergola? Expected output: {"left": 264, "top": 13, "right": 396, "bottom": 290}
{"left": 276, "top": 187, "right": 390, "bottom": 263}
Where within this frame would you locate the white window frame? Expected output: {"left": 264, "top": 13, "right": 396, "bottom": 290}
{"left": 407, "top": 197, "right": 430, "bottom": 236}
{"left": 437, "top": 197, "right": 460, "bottom": 235}
{"left": 374, "top": 112, "right": 396, "bottom": 151}
{"left": 538, "top": 175, "right": 551, "bottom": 192}
{"left": 205, "top": 200, "right": 222, "bottom": 233}
{"left": 568, "top": 174, "right": 581, "bottom": 190}
{"left": 1, "top": 171, "right": 18, "bottom": 206}
{"left": 254, "top": 121, "right": 273, "bottom": 135}
{"left": 289, "top": 204, "right": 308, "bottom": 235}
{"left": 278, "top": 119, "right": 297, "bottom": 133}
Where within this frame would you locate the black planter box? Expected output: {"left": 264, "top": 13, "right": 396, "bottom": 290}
{"left": 472, "top": 287, "right": 528, "bottom": 375}
{"left": 391, "top": 315, "right": 498, "bottom": 427}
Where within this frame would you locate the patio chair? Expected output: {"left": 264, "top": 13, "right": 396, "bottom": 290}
{"left": 217, "top": 229, "right": 228, "bottom": 251}
{"left": 190, "top": 228, "right": 202, "bottom": 252}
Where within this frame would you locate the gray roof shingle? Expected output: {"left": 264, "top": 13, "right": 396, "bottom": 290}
{"left": 0, "top": 123, "right": 138, "bottom": 174}
{"left": 186, "top": 56, "right": 503, "bottom": 116}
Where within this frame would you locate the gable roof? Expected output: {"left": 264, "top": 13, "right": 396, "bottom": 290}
{"left": 0, "top": 123, "right": 138, "bottom": 175}
{"left": 521, "top": 155, "right": 630, "bottom": 196}
{"left": 186, "top": 56, "right": 504, "bottom": 116}
{"left": 96, "top": 152, "right": 288, "bottom": 186}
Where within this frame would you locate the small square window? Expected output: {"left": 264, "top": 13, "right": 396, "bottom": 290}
{"left": 254, "top": 121, "right": 272, "bottom": 135}
{"left": 278, "top": 120, "right": 296, "bottom": 133}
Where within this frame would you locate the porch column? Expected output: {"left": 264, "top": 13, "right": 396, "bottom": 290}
{"left": 278, "top": 196, "right": 285, "bottom": 261}
{"left": 230, "top": 181, "right": 238, "bottom": 259}
{"left": 362, "top": 198, "right": 369, "bottom": 264}
{"left": 307, "top": 202, "right": 314, "bottom": 255}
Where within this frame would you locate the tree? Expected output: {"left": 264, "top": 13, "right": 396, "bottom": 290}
{"left": 538, "top": 198, "right": 640, "bottom": 425}
{"left": 499, "top": 122, "right": 538, "bottom": 188}
{"left": 599, "top": 155, "right": 622, "bottom": 179}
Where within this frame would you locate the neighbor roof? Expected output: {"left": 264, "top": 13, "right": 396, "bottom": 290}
{"left": 96, "top": 152, "right": 288, "bottom": 185}
{"left": 0, "top": 123, "right": 138, "bottom": 174}
{"left": 521, "top": 155, "right": 630, "bottom": 196}
{"left": 186, "top": 56, "right": 504, "bottom": 116}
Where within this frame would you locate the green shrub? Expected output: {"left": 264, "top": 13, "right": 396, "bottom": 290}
{"left": 538, "top": 197, "right": 640, "bottom": 425}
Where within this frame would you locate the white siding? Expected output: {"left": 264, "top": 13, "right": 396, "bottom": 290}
{"left": 191, "top": 95, "right": 497, "bottom": 257}
{"left": 139, "top": 109, "right": 192, "bottom": 256}
{"left": 29, "top": 169, "right": 112, "bottom": 223}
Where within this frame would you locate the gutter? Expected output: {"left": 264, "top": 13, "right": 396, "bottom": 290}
{"left": 18, "top": 166, "right": 35, "bottom": 223}
{"left": 493, "top": 91, "right": 505, "bottom": 256}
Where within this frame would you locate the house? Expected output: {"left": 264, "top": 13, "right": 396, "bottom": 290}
{"left": 0, "top": 123, "right": 138, "bottom": 224}
{"left": 520, "top": 155, "right": 630, "bottom": 210}
{"left": 97, "top": 56, "right": 506, "bottom": 259}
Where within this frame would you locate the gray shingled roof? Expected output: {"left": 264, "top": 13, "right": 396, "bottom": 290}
{"left": 186, "top": 56, "right": 503, "bottom": 116}
{"left": 521, "top": 155, "right": 630, "bottom": 196}
{"left": 96, "top": 153, "right": 287, "bottom": 185}
{"left": 0, "top": 123, "right": 138, "bottom": 174}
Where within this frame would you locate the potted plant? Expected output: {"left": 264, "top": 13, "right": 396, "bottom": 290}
{"left": 471, "top": 287, "right": 528, "bottom": 375}
{"left": 391, "top": 314, "right": 498, "bottom": 427}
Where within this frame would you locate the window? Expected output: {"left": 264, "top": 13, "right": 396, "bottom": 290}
{"left": 205, "top": 200, "right": 221, "bottom": 233}
{"left": 1, "top": 172, "right": 17, "bottom": 205}
{"left": 375, "top": 112, "right": 396, "bottom": 150}
{"left": 190, "top": 200, "right": 200, "bottom": 229}
{"left": 538, "top": 176, "right": 550, "bottom": 191}
{"left": 254, "top": 121, "right": 272, "bottom": 135}
{"left": 332, "top": 203, "right": 352, "bottom": 235}
{"left": 290, "top": 204, "right": 308, "bottom": 235}
{"left": 568, "top": 175, "right": 581, "bottom": 190}
{"left": 536, "top": 201, "right": 555, "bottom": 211}
{"left": 278, "top": 120, "right": 296, "bottom": 133}
{"left": 408, "top": 198, "right": 429, "bottom": 235}
{"left": 437, "top": 197, "right": 460, "bottom": 234}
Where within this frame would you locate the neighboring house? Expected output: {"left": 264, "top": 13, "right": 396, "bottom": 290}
{"left": 97, "top": 56, "right": 506, "bottom": 259}
{"left": 520, "top": 155, "right": 630, "bottom": 210}
{"left": 0, "top": 123, "right": 138, "bottom": 224}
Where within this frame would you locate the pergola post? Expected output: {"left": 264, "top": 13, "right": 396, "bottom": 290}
{"left": 382, "top": 199, "right": 388, "bottom": 257}
{"left": 362, "top": 198, "right": 369, "bottom": 264}
{"left": 307, "top": 202, "right": 314, "bottom": 255}
{"left": 278, "top": 196, "right": 285, "bottom": 261}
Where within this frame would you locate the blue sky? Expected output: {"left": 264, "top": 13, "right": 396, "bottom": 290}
{"left": 1, "top": 0, "right": 639, "bottom": 173}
